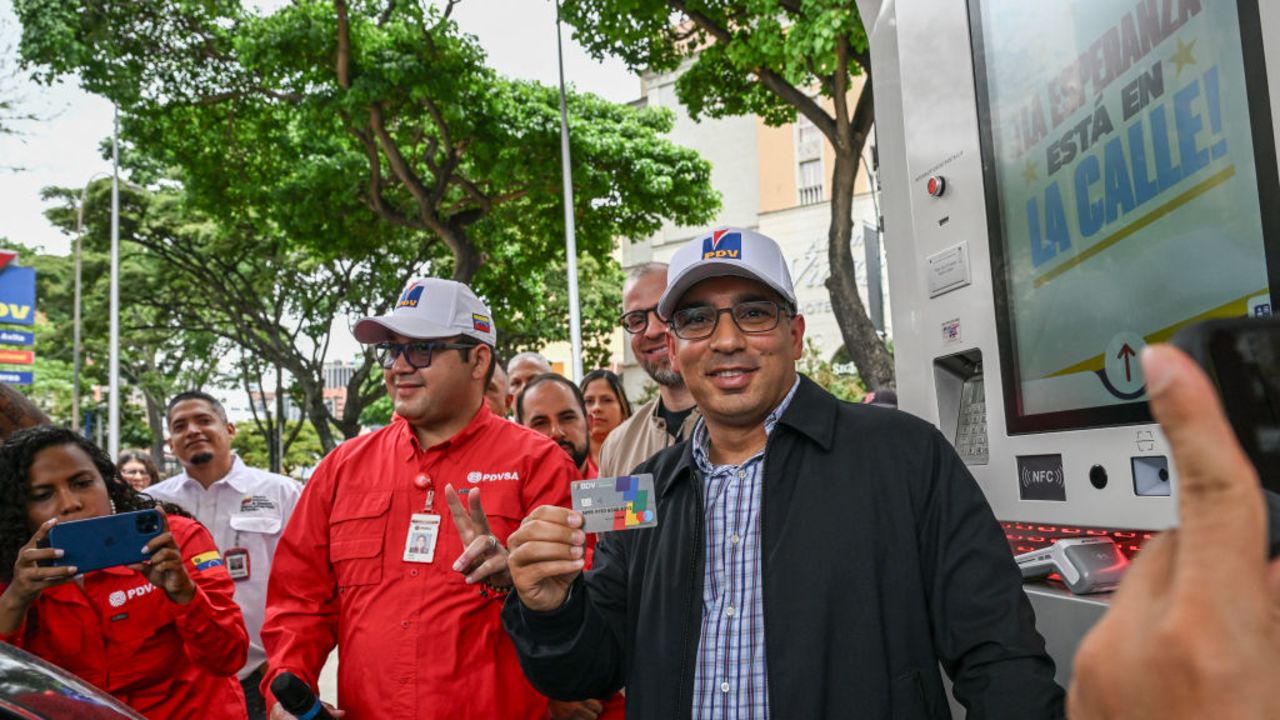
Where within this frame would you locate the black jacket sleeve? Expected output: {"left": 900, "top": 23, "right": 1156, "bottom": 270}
{"left": 917, "top": 428, "right": 1066, "bottom": 719}
{"left": 501, "top": 529, "right": 632, "bottom": 701}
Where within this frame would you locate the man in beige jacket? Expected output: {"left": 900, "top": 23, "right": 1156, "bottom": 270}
{"left": 599, "top": 263, "right": 699, "bottom": 476}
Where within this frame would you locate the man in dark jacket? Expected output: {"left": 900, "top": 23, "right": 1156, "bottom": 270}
{"left": 503, "top": 227, "right": 1065, "bottom": 719}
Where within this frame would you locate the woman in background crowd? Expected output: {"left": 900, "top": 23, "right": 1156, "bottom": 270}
{"left": 580, "top": 369, "right": 632, "bottom": 473}
{"left": 118, "top": 449, "right": 162, "bottom": 491}
{"left": 0, "top": 426, "right": 249, "bottom": 719}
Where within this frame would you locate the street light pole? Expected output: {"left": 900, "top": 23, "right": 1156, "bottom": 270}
{"left": 555, "top": 0, "right": 584, "bottom": 382}
{"left": 73, "top": 172, "right": 110, "bottom": 435}
{"left": 108, "top": 105, "right": 121, "bottom": 457}
{"left": 73, "top": 191, "right": 86, "bottom": 434}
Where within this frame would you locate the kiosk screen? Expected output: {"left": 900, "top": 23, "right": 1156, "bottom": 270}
{"left": 969, "top": 0, "right": 1279, "bottom": 432}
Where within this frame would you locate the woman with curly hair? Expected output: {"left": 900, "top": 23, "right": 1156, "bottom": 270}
{"left": 0, "top": 426, "right": 249, "bottom": 719}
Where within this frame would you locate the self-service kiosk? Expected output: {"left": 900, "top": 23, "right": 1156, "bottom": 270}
{"left": 854, "top": 0, "right": 1280, "bottom": 700}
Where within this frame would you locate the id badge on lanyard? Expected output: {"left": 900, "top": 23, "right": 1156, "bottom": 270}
{"left": 225, "top": 547, "right": 251, "bottom": 580}
{"left": 404, "top": 472, "right": 441, "bottom": 563}
{"left": 226, "top": 529, "right": 251, "bottom": 580}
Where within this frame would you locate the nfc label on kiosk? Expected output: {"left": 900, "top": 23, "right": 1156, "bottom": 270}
{"left": 1017, "top": 454, "right": 1066, "bottom": 501}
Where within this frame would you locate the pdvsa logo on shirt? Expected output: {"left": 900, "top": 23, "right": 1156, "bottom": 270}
{"left": 240, "top": 494, "right": 277, "bottom": 512}
{"left": 109, "top": 583, "right": 158, "bottom": 608}
{"left": 466, "top": 470, "right": 521, "bottom": 484}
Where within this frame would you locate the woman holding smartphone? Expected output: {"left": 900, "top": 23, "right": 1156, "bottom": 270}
{"left": 0, "top": 426, "right": 249, "bottom": 719}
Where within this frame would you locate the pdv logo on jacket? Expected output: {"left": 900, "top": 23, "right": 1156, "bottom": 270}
{"left": 109, "top": 582, "right": 159, "bottom": 608}
{"left": 702, "top": 229, "right": 742, "bottom": 260}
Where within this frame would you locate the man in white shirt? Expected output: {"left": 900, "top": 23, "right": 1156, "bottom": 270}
{"left": 147, "top": 390, "right": 301, "bottom": 720}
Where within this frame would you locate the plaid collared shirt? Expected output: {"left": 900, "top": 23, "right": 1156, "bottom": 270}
{"left": 690, "top": 377, "right": 800, "bottom": 720}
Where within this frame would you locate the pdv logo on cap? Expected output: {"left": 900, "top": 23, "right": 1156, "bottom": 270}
{"left": 702, "top": 229, "right": 743, "bottom": 260}
{"left": 397, "top": 284, "right": 425, "bottom": 309}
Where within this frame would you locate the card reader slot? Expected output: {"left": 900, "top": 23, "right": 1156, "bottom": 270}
{"left": 934, "top": 350, "right": 987, "bottom": 465}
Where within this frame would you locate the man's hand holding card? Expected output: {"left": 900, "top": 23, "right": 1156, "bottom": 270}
{"left": 508, "top": 474, "right": 660, "bottom": 612}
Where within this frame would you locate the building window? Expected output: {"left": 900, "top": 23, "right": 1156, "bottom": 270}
{"left": 797, "top": 116, "right": 822, "bottom": 158}
{"left": 798, "top": 158, "right": 824, "bottom": 205}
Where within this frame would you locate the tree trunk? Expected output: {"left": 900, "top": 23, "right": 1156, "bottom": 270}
{"left": 120, "top": 354, "right": 171, "bottom": 470}
{"left": 280, "top": 417, "right": 306, "bottom": 472}
{"left": 297, "top": 373, "right": 340, "bottom": 452}
{"left": 444, "top": 223, "right": 482, "bottom": 283}
{"left": 336, "top": 355, "right": 381, "bottom": 440}
{"left": 143, "top": 393, "right": 168, "bottom": 470}
{"left": 825, "top": 83, "right": 896, "bottom": 390}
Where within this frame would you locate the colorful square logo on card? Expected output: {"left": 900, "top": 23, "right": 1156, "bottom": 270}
{"left": 702, "top": 229, "right": 742, "bottom": 260}
{"left": 610, "top": 475, "right": 654, "bottom": 530}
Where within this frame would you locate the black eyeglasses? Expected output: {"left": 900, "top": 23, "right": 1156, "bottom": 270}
{"left": 620, "top": 306, "right": 664, "bottom": 334}
{"left": 374, "top": 341, "right": 474, "bottom": 370}
{"left": 668, "top": 300, "right": 790, "bottom": 340}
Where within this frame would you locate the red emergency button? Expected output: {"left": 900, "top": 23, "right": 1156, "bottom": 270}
{"left": 926, "top": 175, "right": 946, "bottom": 197}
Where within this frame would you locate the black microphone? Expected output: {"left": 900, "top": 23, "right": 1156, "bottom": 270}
{"left": 270, "top": 671, "right": 334, "bottom": 720}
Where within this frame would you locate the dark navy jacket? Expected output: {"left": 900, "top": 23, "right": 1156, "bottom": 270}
{"left": 503, "top": 375, "right": 1065, "bottom": 719}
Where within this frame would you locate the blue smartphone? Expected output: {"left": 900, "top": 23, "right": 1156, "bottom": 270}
{"left": 38, "top": 509, "right": 167, "bottom": 574}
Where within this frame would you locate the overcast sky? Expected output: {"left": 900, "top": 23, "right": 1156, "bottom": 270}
{"left": 0, "top": 0, "right": 640, "bottom": 256}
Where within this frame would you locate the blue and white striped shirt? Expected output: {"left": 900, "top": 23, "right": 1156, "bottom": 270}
{"left": 690, "top": 377, "right": 800, "bottom": 720}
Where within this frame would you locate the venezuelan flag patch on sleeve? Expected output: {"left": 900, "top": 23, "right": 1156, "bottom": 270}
{"left": 191, "top": 550, "right": 224, "bottom": 572}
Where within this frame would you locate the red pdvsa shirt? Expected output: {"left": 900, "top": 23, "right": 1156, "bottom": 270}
{"left": 0, "top": 515, "right": 249, "bottom": 719}
{"left": 262, "top": 403, "right": 578, "bottom": 719}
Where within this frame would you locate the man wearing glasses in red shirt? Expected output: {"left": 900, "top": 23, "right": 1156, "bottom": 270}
{"left": 262, "top": 278, "right": 580, "bottom": 719}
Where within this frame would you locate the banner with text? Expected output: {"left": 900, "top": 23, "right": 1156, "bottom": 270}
{"left": 977, "top": 0, "right": 1270, "bottom": 416}
{"left": 0, "top": 266, "right": 36, "bottom": 327}
{"left": 0, "top": 329, "right": 34, "bottom": 346}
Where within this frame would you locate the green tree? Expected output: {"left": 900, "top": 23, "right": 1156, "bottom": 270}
{"left": 47, "top": 179, "right": 399, "bottom": 452}
{"left": 3, "top": 229, "right": 207, "bottom": 453}
{"left": 14, "top": 0, "right": 720, "bottom": 303}
{"left": 232, "top": 419, "right": 324, "bottom": 476}
{"left": 38, "top": 179, "right": 233, "bottom": 461}
{"left": 15, "top": 0, "right": 723, "bottom": 432}
{"left": 25, "top": 320, "right": 75, "bottom": 424}
{"left": 359, "top": 393, "right": 392, "bottom": 428}
{"left": 798, "top": 338, "right": 865, "bottom": 403}
{"left": 559, "top": 0, "right": 894, "bottom": 388}
{"left": 497, "top": 254, "right": 625, "bottom": 369}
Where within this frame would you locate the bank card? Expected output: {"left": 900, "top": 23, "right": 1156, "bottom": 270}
{"left": 571, "top": 474, "right": 658, "bottom": 533}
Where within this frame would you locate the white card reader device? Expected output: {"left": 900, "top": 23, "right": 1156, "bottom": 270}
{"left": 1015, "top": 537, "right": 1129, "bottom": 595}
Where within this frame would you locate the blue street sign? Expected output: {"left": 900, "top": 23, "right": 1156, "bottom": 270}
{"left": 0, "top": 371, "right": 33, "bottom": 386}
{"left": 0, "top": 329, "right": 34, "bottom": 346}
